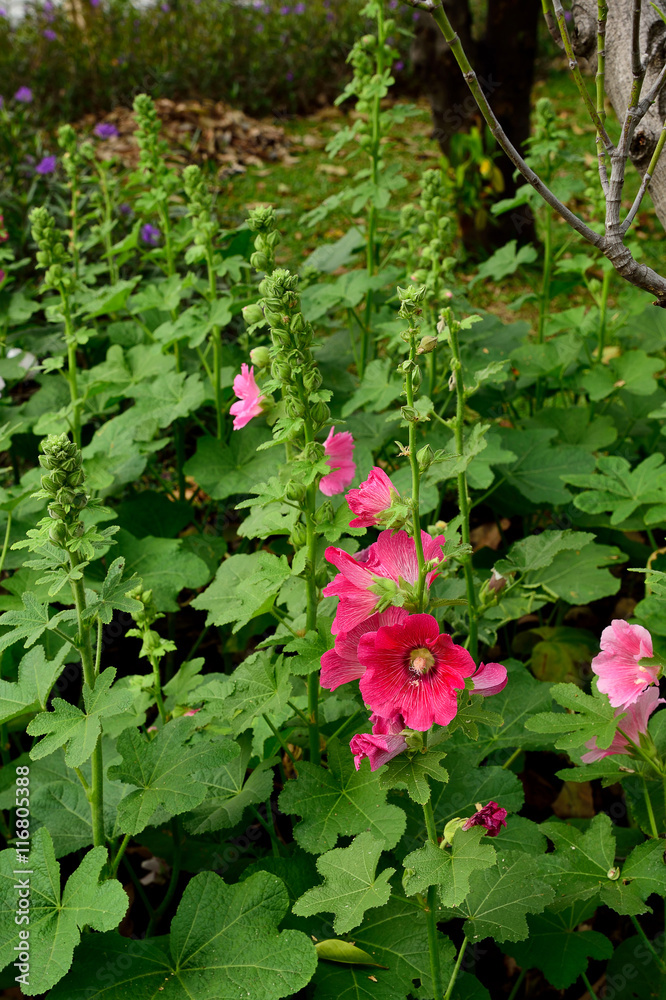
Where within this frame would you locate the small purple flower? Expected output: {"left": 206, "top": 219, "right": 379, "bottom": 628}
{"left": 325, "top": 11, "right": 333, "bottom": 20}
{"left": 90, "top": 0, "right": 100, "bottom": 7}
{"left": 14, "top": 87, "right": 33, "bottom": 104}
{"left": 279, "top": 4, "right": 290, "bottom": 12}
{"left": 160, "top": 2, "right": 169, "bottom": 11}
{"left": 294, "top": 2, "right": 305, "bottom": 11}
{"left": 255, "top": 22, "right": 264, "bottom": 31}
{"left": 388, "top": 0, "right": 397, "bottom": 7}
{"left": 43, "top": 28, "right": 57, "bottom": 39}
{"left": 564, "top": 9, "right": 572, "bottom": 21}
{"left": 36, "top": 155, "right": 57, "bottom": 175}
{"left": 94, "top": 122, "right": 118, "bottom": 139}
{"left": 0, "top": 7, "right": 7, "bottom": 16}
{"left": 286, "top": 71, "right": 294, "bottom": 82}
{"left": 141, "top": 223, "right": 161, "bottom": 246}
{"left": 119, "top": 203, "right": 133, "bottom": 217}
{"left": 393, "top": 60, "right": 404, "bottom": 73}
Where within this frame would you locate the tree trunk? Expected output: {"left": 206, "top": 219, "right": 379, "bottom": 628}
{"left": 412, "top": 0, "right": 539, "bottom": 247}
{"left": 573, "top": 0, "right": 666, "bottom": 231}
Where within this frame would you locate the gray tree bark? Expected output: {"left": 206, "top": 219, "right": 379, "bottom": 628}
{"left": 574, "top": 0, "right": 666, "bottom": 229}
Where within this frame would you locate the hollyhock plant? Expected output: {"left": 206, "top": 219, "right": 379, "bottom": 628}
{"left": 346, "top": 466, "right": 398, "bottom": 528}
{"left": 592, "top": 619, "right": 659, "bottom": 709}
{"left": 357, "top": 613, "right": 477, "bottom": 730}
{"left": 230, "top": 364, "right": 265, "bottom": 430}
{"left": 582, "top": 687, "right": 664, "bottom": 763}
{"left": 321, "top": 606, "right": 409, "bottom": 691}
{"left": 462, "top": 801, "right": 508, "bottom": 837}
{"left": 323, "top": 529, "right": 446, "bottom": 634}
{"left": 320, "top": 426, "right": 355, "bottom": 496}
{"left": 350, "top": 712, "right": 408, "bottom": 771}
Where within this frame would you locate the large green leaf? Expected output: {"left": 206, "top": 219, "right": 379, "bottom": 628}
{"left": 197, "top": 652, "right": 293, "bottom": 736}
{"left": 48, "top": 871, "right": 317, "bottom": 1000}
{"left": 497, "top": 428, "right": 595, "bottom": 505}
{"left": 377, "top": 747, "right": 448, "bottom": 805}
{"left": 109, "top": 530, "right": 210, "bottom": 612}
{"left": 525, "top": 537, "right": 626, "bottom": 605}
{"left": 525, "top": 681, "right": 618, "bottom": 753}
{"left": 564, "top": 454, "right": 666, "bottom": 526}
{"left": 0, "top": 829, "right": 128, "bottom": 995}
{"left": 108, "top": 717, "right": 239, "bottom": 834}
{"left": 192, "top": 551, "right": 291, "bottom": 632}
{"left": 183, "top": 426, "right": 278, "bottom": 500}
{"left": 279, "top": 739, "right": 406, "bottom": 854}
{"left": 403, "top": 827, "right": 496, "bottom": 906}
{"left": 0, "top": 644, "right": 67, "bottom": 725}
{"left": 27, "top": 667, "right": 134, "bottom": 767}
{"left": 293, "top": 832, "right": 394, "bottom": 933}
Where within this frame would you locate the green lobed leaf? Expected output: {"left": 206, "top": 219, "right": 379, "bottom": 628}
{"left": 191, "top": 550, "right": 291, "bottom": 632}
{"left": 403, "top": 826, "right": 496, "bottom": 906}
{"left": 525, "top": 681, "right": 619, "bottom": 752}
{"left": 0, "top": 828, "right": 128, "bottom": 995}
{"left": 0, "top": 643, "right": 67, "bottom": 725}
{"left": 377, "top": 747, "right": 448, "bottom": 805}
{"left": 293, "top": 832, "right": 394, "bottom": 934}
{"left": 109, "top": 530, "right": 211, "bottom": 613}
{"left": 279, "top": 738, "right": 406, "bottom": 854}
{"left": 183, "top": 426, "right": 278, "bottom": 500}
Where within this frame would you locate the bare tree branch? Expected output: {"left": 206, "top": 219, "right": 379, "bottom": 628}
{"left": 622, "top": 119, "right": 666, "bottom": 231}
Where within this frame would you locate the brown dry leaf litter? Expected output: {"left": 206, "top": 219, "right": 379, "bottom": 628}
{"left": 79, "top": 98, "right": 296, "bottom": 176}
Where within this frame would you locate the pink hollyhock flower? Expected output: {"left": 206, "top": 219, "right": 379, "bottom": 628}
{"left": 471, "top": 661, "right": 507, "bottom": 697}
{"left": 230, "top": 363, "right": 265, "bottom": 430}
{"left": 321, "top": 606, "right": 409, "bottom": 691}
{"left": 183, "top": 708, "right": 200, "bottom": 717}
{"left": 357, "top": 613, "right": 476, "bottom": 730}
{"left": 582, "top": 687, "right": 664, "bottom": 763}
{"left": 323, "top": 529, "right": 446, "bottom": 634}
{"left": 320, "top": 426, "right": 356, "bottom": 496}
{"left": 592, "top": 619, "right": 658, "bottom": 709}
{"left": 346, "top": 466, "right": 397, "bottom": 528}
{"left": 350, "top": 712, "right": 407, "bottom": 771}
{"left": 462, "top": 801, "right": 508, "bottom": 837}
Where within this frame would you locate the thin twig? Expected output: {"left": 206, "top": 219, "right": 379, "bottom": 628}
{"left": 622, "top": 119, "right": 666, "bottom": 231}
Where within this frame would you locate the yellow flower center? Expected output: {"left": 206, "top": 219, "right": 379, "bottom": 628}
{"left": 410, "top": 647, "right": 435, "bottom": 676}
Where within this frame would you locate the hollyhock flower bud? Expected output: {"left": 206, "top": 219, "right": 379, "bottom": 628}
{"left": 346, "top": 467, "right": 398, "bottom": 528}
{"left": 358, "top": 613, "right": 476, "bottom": 730}
{"left": 321, "top": 607, "right": 409, "bottom": 691}
{"left": 591, "top": 619, "right": 659, "bottom": 709}
{"left": 582, "top": 687, "right": 664, "bottom": 762}
{"left": 471, "top": 661, "right": 508, "bottom": 697}
{"left": 350, "top": 712, "right": 408, "bottom": 771}
{"left": 249, "top": 346, "right": 270, "bottom": 368}
{"left": 244, "top": 304, "right": 265, "bottom": 326}
{"left": 230, "top": 363, "right": 265, "bottom": 430}
{"left": 487, "top": 568, "right": 507, "bottom": 594}
{"left": 462, "top": 801, "right": 508, "bottom": 837}
{"left": 320, "top": 426, "right": 356, "bottom": 496}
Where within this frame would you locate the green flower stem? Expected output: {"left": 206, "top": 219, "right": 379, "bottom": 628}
{"left": 287, "top": 700, "right": 311, "bottom": 728}
{"left": 538, "top": 211, "right": 553, "bottom": 345}
{"left": 110, "top": 833, "right": 131, "bottom": 879}
{"left": 305, "top": 487, "right": 321, "bottom": 765}
{"left": 95, "top": 617, "right": 103, "bottom": 676}
{"left": 146, "top": 817, "right": 182, "bottom": 936}
{"left": 502, "top": 747, "right": 522, "bottom": 770}
{"left": 0, "top": 512, "right": 12, "bottom": 578}
{"left": 580, "top": 969, "right": 596, "bottom": 997}
{"left": 121, "top": 852, "right": 155, "bottom": 918}
{"left": 149, "top": 653, "right": 167, "bottom": 725}
{"left": 156, "top": 201, "right": 186, "bottom": 499}
{"left": 96, "top": 164, "right": 118, "bottom": 284}
{"left": 69, "top": 549, "right": 104, "bottom": 849}
{"left": 74, "top": 767, "right": 90, "bottom": 793}
{"left": 405, "top": 342, "right": 427, "bottom": 613}
{"left": 596, "top": 267, "right": 612, "bottom": 363}
{"left": 262, "top": 714, "right": 297, "bottom": 764}
{"left": 422, "top": 794, "right": 443, "bottom": 1000}
{"left": 629, "top": 915, "right": 666, "bottom": 973}
{"left": 506, "top": 968, "right": 526, "bottom": 1000}
{"left": 447, "top": 317, "right": 478, "bottom": 660}
{"left": 205, "top": 246, "right": 224, "bottom": 440}
{"left": 61, "top": 295, "right": 81, "bottom": 448}
{"left": 641, "top": 776, "right": 660, "bottom": 839}
{"left": 444, "top": 937, "right": 468, "bottom": 1000}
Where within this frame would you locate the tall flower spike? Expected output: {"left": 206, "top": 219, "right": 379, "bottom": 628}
{"left": 591, "top": 619, "right": 659, "bottom": 709}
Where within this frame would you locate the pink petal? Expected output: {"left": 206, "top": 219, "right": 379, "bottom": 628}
{"left": 320, "top": 607, "right": 409, "bottom": 691}
{"left": 472, "top": 662, "right": 508, "bottom": 697}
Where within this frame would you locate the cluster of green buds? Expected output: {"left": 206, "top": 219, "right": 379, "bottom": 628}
{"left": 30, "top": 207, "right": 73, "bottom": 293}
{"left": 337, "top": 1, "right": 398, "bottom": 151}
{"left": 259, "top": 267, "right": 330, "bottom": 430}
{"left": 133, "top": 94, "right": 174, "bottom": 193}
{"left": 58, "top": 124, "right": 94, "bottom": 189}
{"left": 247, "top": 205, "right": 281, "bottom": 275}
{"left": 409, "top": 169, "right": 455, "bottom": 297}
{"left": 125, "top": 584, "right": 176, "bottom": 664}
{"left": 38, "top": 434, "right": 88, "bottom": 548}
{"left": 183, "top": 164, "right": 216, "bottom": 247}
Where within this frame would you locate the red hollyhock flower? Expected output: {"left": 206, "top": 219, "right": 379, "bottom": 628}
{"left": 462, "top": 801, "right": 507, "bottom": 837}
{"left": 357, "top": 613, "right": 475, "bottom": 730}
{"left": 320, "top": 606, "right": 409, "bottom": 691}
{"left": 349, "top": 712, "right": 407, "bottom": 771}
{"left": 346, "top": 466, "right": 397, "bottom": 528}
{"left": 323, "top": 530, "right": 446, "bottom": 634}
{"left": 471, "top": 661, "right": 507, "bottom": 697}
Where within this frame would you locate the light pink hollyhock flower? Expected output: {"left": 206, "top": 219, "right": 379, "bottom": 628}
{"left": 346, "top": 466, "right": 397, "bottom": 528}
{"left": 462, "top": 801, "right": 508, "bottom": 837}
{"left": 350, "top": 712, "right": 408, "bottom": 771}
{"left": 321, "top": 606, "right": 409, "bottom": 691}
{"left": 471, "top": 661, "right": 507, "bottom": 697}
{"left": 183, "top": 708, "right": 200, "bottom": 717}
{"left": 230, "top": 363, "right": 265, "bottom": 430}
{"left": 358, "top": 613, "right": 476, "bottom": 730}
{"left": 582, "top": 687, "right": 664, "bottom": 763}
{"left": 320, "top": 426, "right": 356, "bottom": 496}
{"left": 592, "top": 619, "right": 658, "bottom": 709}
{"left": 323, "top": 529, "right": 446, "bottom": 634}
